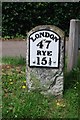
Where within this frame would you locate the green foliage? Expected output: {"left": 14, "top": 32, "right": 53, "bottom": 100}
{"left": 2, "top": 56, "right": 79, "bottom": 119}
{"left": 2, "top": 2, "right": 80, "bottom": 37}
{"left": 2, "top": 56, "right": 26, "bottom": 65}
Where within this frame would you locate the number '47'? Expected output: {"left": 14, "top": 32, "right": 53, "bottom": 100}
{"left": 37, "top": 40, "right": 51, "bottom": 49}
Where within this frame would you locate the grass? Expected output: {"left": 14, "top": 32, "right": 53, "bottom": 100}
{"left": 2, "top": 56, "right": 26, "bottom": 66}
{"left": 1, "top": 56, "right": 80, "bottom": 119}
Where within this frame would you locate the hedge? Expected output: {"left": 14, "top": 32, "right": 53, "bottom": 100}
{"left": 2, "top": 2, "right": 80, "bottom": 37}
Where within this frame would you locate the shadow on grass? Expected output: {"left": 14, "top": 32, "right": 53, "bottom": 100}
{"left": 64, "top": 54, "right": 80, "bottom": 92}
{"left": 64, "top": 68, "right": 79, "bottom": 91}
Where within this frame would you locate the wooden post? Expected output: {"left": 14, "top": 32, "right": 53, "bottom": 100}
{"left": 67, "top": 19, "right": 80, "bottom": 72}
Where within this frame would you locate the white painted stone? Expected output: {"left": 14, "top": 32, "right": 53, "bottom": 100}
{"left": 26, "top": 25, "right": 65, "bottom": 97}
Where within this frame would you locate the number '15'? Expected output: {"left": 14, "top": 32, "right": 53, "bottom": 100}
{"left": 37, "top": 57, "right": 52, "bottom": 65}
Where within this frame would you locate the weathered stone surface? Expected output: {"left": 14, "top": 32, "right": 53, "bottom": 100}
{"left": 26, "top": 25, "right": 65, "bottom": 97}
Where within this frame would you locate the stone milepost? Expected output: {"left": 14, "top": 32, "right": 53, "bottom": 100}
{"left": 26, "top": 25, "right": 65, "bottom": 97}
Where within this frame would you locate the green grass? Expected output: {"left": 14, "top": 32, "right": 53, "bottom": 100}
{"left": 2, "top": 56, "right": 26, "bottom": 66}
{"left": 2, "top": 56, "right": 79, "bottom": 119}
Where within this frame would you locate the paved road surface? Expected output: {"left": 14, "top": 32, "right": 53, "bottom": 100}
{"left": 1, "top": 40, "right": 80, "bottom": 58}
{"left": 2, "top": 41, "right": 26, "bottom": 58}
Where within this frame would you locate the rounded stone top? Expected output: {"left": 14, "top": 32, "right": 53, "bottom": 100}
{"left": 28, "top": 25, "right": 65, "bottom": 39}
{"left": 71, "top": 19, "right": 80, "bottom": 22}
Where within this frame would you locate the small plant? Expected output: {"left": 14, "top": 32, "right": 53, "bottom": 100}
{"left": 4, "top": 36, "right": 11, "bottom": 39}
{"left": 15, "top": 33, "right": 25, "bottom": 39}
